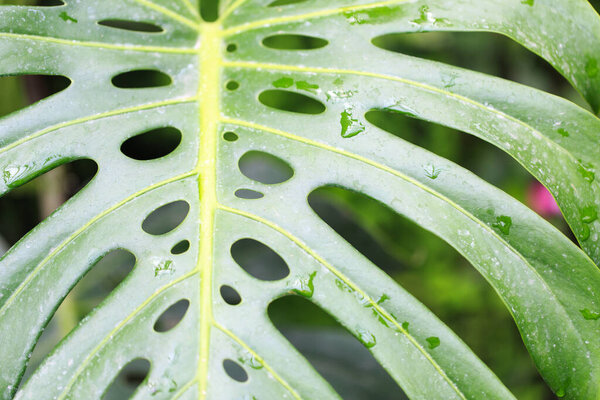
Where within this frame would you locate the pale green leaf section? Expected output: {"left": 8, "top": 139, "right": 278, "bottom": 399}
{"left": 0, "top": 1, "right": 598, "bottom": 400}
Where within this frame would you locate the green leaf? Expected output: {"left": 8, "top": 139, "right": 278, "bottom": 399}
{"left": 0, "top": 1, "right": 599, "bottom": 399}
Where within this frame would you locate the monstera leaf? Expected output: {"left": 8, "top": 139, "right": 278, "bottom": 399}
{"left": 1, "top": 0, "right": 600, "bottom": 399}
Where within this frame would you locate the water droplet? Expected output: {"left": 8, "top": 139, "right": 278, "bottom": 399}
{"left": 578, "top": 161, "right": 595, "bottom": 183}
{"left": 579, "top": 308, "right": 600, "bottom": 320}
{"left": 411, "top": 5, "right": 450, "bottom": 26}
{"left": 426, "top": 336, "right": 441, "bottom": 349}
{"left": 289, "top": 271, "right": 317, "bottom": 297}
{"left": 272, "top": 77, "right": 293, "bottom": 88}
{"left": 154, "top": 259, "right": 174, "bottom": 277}
{"left": 557, "top": 128, "right": 569, "bottom": 137}
{"left": 296, "top": 81, "right": 319, "bottom": 94}
{"left": 556, "top": 388, "right": 566, "bottom": 397}
{"left": 492, "top": 216, "right": 512, "bottom": 235}
{"left": 335, "top": 278, "right": 354, "bottom": 293}
{"left": 586, "top": 58, "right": 598, "bottom": 78}
{"left": 402, "top": 321, "right": 410, "bottom": 332}
{"left": 423, "top": 164, "right": 442, "bottom": 179}
{"left": 581, "top": 206, "right": 598, "bottom": 224}
{"left": 376, "top": 294, "right": 389, "bottom": 305}
{"left": 356, "top": 328, "right": 376, "bottom": 348}
{"left": 521, "top": 0, "right": 534, "bottom": 5}
{"left": 340, "top": 108, "right": 365, "bottom": 138}
{"left": 59, "top": 11, "right": 78, "bottom": 23}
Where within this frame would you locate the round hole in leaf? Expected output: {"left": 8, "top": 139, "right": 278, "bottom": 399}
{"left": 263, "top": 34, "right": 328, "bottom": 50}
{"left": 259, "top": 90, "right": 325, "bottom": 114}
{"left": 226, "top": 80, "right": 240, "bottom": 90}
{"left": 223, "top": 359, "right": 248, "bottom": 382}
{"left": 231, "top": 238, "right": 290, "bottom": 281}
{"left": 226, "top": 43, "right": 238, "bottom": 52}
{"left": 120, "top": 127, "right": 182, "bottom": 161}
{"left": 153, "top": 299, "right": 190, "bottom": 332}
{"left": 223, "top": 131, "right": 238, "bottom": 142}
{"left": 98, "top": 19, "right": 163, "bottom": 33}
{"left": 238, "top": 150, "right": 294, "bottom": 184}
{"left": 235, "top": 189, "right": 264, "bottom": 200}
{"left": 112, "top": 69, "right": 172, "bottom": 88}
{"left": 220, "top": 285, "right": 242, "bottom": 305}
{"left": 142, "top": 200, "right": 190, "bottom": 235}
{"left": 171, "top": 240, "right": 190, "bottom": 255}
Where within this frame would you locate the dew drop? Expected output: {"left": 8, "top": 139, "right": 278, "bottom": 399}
{"left": 356, "top": 328, "right": 376, "bottom": 348}
{"left": 426, "top": 336, "right": 441, "bottom": 349}
{"left": 154, "top": 259, "right": 174, "bottom": 277}
{"left": 579, "top": 308, "right": 600, "bottom": 320}
{"left": 289, "top": 271, "right": 317, "bottom": 297}
{"left": 492, "top": 216, "right": 512, "bottom": 235}
{"left": 340, "top": 108, "right": 365, "bottom": 138}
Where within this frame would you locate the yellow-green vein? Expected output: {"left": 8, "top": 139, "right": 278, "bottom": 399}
{"left": 222, "top": 0, "right": 413, "bottom": 36}
{"left": 0, "top": 32, "right": 197, "bottom": 54}
{"left": 131, "top": 0, "right": 201, "bottom": 31}
{"left": 218, "top": 203, "right": 466, "bottom": 400}
{"left": 214, "top": 321, "right": 302, "bottom": 400}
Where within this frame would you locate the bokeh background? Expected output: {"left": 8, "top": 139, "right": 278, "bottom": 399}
{"left": 1, "top": 0, "right": 599, "bottom": 398}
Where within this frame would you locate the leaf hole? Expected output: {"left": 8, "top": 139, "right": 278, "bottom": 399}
{"left": 231, "top": 238, "right": 290, "bottom": 281}
{"left": 200, "top": 0, "right": 220, "bottom": 22}
{"left": 220, "top": 285, "right": 242, "bottom": 305}
{"left": 226, "top": 43, "right": 238, "bottom": 53}
{"left": 0, "top": 158, "right": 97, "bottom": 257}
{"left": 268, "top": 0, "right": 307, "bottom": 6}
{"left": 101, "top": 358, "right": 151, "bottom": 399}
{"left": 97, "top": 19, "right": 163, "bottom": 33}
{"left": 259, "top": 89, "right": 325, "bottom": 114}
{"left": 371, "top": 32, "right": 580, "bottom": 102}
{"left": 111, "top": 69, "right": 172, "bottom": 89}
{"left": 0, "top": 0, "right": 63, "bottom": 5}
{"left": 269, "top": 296, "right": 406, "bottom": 399}
{"left": 223, "top": 359, "right": 248, "bottom": 383}
{"left": 120, "top": 127, "right": 182, "bottom": 161}
{"left": 0, "top": 74, "right": 70, "bottom": 118}
{"left": 153, "top": 299, "right": 190, "bottom": 333}
{"left": 262, "top": 34, "right": 328, "bottom": 50}
{"left": 235, "top": 189, "right": 264, "bottom": 200}
{"left": 238, "top": 150, "right": 294, "bottom": 185}
{"left": 223, "top": 131, "right": 238, "bottom": 142}
{"left": 171, "top": 240, "right": 190, "bottom": 255}
{"left": 226, "top": 80, "right": 240, "bottom": 90}
{"left": 20, "top": 249, "right": 136, "bottom": 386}
{"left": 142, "top": 200, "right": 190, "bottom": 236}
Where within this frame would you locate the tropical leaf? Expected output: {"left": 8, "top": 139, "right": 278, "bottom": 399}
{"left": 0, "top": 0, "right": 599, "bottom": 399}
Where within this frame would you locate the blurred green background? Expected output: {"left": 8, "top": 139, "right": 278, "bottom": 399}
{"left": 1, "top": 0, "right": 598, "bottom": 398}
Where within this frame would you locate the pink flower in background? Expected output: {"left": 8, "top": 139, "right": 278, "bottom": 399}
{"left": 527, "top": 181, "right": 561, "bottom": 217}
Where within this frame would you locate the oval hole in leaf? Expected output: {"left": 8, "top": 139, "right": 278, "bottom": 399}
{"left": 153, "top": 299, "right": 190, "bottom": 332}
{"left": 0, "top": 74, "right": 70, "bottom": 118}
{"left": 111, "top": 69, "right": 172, "bottom": 88}
{"left": 238, "top": 151, "right": 294, "bottom": 185}
{"left": 258, "top": 90, "right": 325, "bottom": 114}
{"left": 371, "top": 32, "right": 577, "bottom": 101}
{"left": 269, "top": 296, "right": 406, "bottom": 399}
{"left": 263, "top": 34, "right": 328, "bottom": 50}
{"left": 171, "top": 240, "right": 190, "bottom": 255}
{"left": 20, "top": 249, "right": 136, "bottom": 386}
{"left": 142, "top": 200, "right": 190, "bottom": 236}
{"left": 268, "top": 0, "right": 307, "bottom": 6}
{"left": 220, "top": 285, "right": 242, "bottom": 305}
{"left": 0, "top": 159, "right": 97, "bottom": 257}
{"left": 235, "top": 189, "right": 264, "bottom": 199}
{"left": 98, "top": 19, "right": 163, "bottom": 33}
{"left": 231, "top": 238, "right": 290, "bottom": 281}
{"left": 0, "top": 0, "right": 63, "bottom": 5}
{"left": 223, "top": 359, "right": 248, "bottom": 383}
{"left": 101, "top": 358, "right": 150, "bottom": 400}
{"left": 120, "top": 127, "right": 182, "bottom": 161}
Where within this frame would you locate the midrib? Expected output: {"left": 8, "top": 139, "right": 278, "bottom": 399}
{"left": 196, "top": 22, "right": 221, "bottom": 398}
